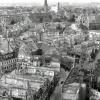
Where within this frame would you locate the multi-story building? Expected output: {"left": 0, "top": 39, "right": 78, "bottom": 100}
{"left": 0, "top": 49, "right": 19, "bottom": 74}
{"left": 89, "top": 14, "right": 100, "bottom": 30}
{"left": 62, "top": 83, "right": 86, "bottom": 100}
{"left": 89, "top": 30, "right": 100, "bottom": 41}
{"left": 0, "top": 70, "right": 48, "bottom": 100}
{"left": 0, "top": 56, "right": 59, "bottom": 100}
{"left": 62, "top": 65, "right": 87, "bottom": 100}
{"left": 0, "top": 38, "right": 19, "bottom": 74}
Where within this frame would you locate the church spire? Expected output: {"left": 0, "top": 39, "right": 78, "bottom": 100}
{"left": 44, "top": 0, "right": 48, "bottom": 13}
{"left": 58, "top": 2, "right": 60, "bottom": 13}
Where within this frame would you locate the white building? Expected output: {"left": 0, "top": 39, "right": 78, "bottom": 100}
{"left": 89, "top": 30, "right": 100, "bottom": 41}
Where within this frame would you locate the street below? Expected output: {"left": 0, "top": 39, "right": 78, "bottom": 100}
{"left": 50, "top": 68, "right": 69, "bottom": 100}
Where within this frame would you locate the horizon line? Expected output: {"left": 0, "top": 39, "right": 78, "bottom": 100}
{"left": 0, "top": 1, "right": 99, "bottom": 7}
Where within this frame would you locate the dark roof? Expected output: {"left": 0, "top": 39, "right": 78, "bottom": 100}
{"left": 32, "top": 49, "right": 43, "bottom": 56}
{"left": 29, "top": 13, "right": 52, "bottom": 23}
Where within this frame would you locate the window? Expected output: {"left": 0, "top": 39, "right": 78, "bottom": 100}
{"left": 6, "top": 61, "right": 8, "bottom": 64}
{"left": 14, "top": 59, "right": 16, "bottom": 62}
{"left": 12, "top": 65, "right": 14, "bottom": 68}
{"left": 4, "top": 56, "right": 6, "bottom": 59}
{"left": 11, "top": 59, "right": 13, "bottom": 63}
{"left": 61, "top": 81, "right": 64, "bottom": 84}
{"left": 4, "top": 61, "right": 6, "bottom": 65}
{"left": 7, "top": 55, "right": 8, "bottom": 58}
{"left": 13, "top": 59, "right": 15, "bottom": 62}
{"left": 14, "top": 64, "right": 16, "bottom": 67}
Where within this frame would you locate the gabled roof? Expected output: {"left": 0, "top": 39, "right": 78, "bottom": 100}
{"left": 19, "top": 39, "right": 38, "bottom": 57}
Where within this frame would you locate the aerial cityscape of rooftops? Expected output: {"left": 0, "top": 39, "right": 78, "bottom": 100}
{"left": 1, "top": 0, "right": 100, "bottom": 100}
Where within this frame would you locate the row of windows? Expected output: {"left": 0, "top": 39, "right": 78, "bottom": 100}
{"left": 3, "top": 54, "right": 13, "bottom": 59}
{"left": 3, "top": 64, "right": 16, "bottom": 70}
{"left": 2, "top": 58, "right": 18, "bottom": 65}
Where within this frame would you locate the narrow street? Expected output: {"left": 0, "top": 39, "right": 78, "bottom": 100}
{"left": 50, "top": 50, "right": 100, "bottom": 100}
{"left": 50, "top": 68, "right": 69, "bottom": 100}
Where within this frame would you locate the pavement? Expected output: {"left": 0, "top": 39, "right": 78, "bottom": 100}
{"left": 50, "top": 68, "right": 69, "bottom": 100}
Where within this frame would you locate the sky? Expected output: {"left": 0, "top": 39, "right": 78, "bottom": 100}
{"left": 0, "top": 0, "right": 100, "bottom": 5}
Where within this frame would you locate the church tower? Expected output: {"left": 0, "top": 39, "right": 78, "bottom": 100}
{"left": 44, "top": 0, "right": 48, "bottom": 13}
{"left": 58, "top": 2, "right": 60, "bottom": 13}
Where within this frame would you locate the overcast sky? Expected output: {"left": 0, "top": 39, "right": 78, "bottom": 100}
{"left": 0, "top": 0, "right": 100, "bottom": 5}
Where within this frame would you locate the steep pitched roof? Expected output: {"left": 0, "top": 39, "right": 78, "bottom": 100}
{"left": 19, "top": 39, "right": 38, "bottom": 57}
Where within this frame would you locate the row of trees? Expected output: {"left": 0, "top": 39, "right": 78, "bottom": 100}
{"left": 33, "top": 74, "right": 60, "bottom": 100}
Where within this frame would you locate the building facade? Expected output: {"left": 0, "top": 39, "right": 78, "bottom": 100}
{"left": 0, "top": 48, "right": 19, "bottom": 73}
